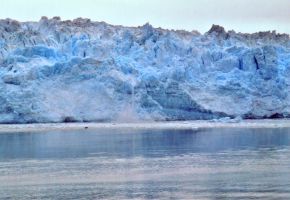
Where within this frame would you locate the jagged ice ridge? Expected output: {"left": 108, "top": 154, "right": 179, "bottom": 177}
{"left": 0, "top": 17, "right": 290, "bottom": 123}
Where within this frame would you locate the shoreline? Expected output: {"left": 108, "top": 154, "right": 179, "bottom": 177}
{"left": 0, "top": 119, "right": 289, "bottom": 133}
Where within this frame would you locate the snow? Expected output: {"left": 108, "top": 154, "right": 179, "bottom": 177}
{"left": 0, "top": 18, "right": 290, "bottom": 123}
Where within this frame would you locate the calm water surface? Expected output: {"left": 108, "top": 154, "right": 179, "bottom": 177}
{"left": 0, "top": 128, "right": 290, "bottom": 199}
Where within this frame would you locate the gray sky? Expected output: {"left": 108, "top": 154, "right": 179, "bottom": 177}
{"left": 1, "top": 0, "right": 290, "bottom": 33}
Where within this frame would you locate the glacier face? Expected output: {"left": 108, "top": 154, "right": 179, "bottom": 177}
{"left": 0, "top": 17, "right": 290, "bottom": 123}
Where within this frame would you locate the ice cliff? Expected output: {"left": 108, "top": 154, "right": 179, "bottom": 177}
{"left": 0, "top": 17, "right": 290, "bottom": 123}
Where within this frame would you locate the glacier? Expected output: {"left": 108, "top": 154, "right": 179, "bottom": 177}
{"left": 0, "top": 17, "right": 290, "bottom": 123}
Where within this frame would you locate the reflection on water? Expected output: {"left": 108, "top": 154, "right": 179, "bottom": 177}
{"left": 0, "top": 128, "right": 290, "bottom": 199}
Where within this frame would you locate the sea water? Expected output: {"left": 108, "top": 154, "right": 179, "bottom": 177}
{"left": 0, "top": 128, "right": 290, "bottom": 199}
